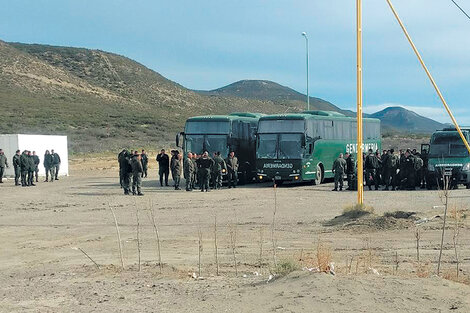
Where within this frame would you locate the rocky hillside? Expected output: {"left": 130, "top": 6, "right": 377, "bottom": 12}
{"left": 0, "top": 41, "right": 302, "bottom": 153}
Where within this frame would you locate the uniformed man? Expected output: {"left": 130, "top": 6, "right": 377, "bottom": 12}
{"left": 51, "top": 149, "right": 61, "bottom": 180}
{"left": 0, "top": 149, "right": 8, "bottom": 184}
{"left": 27, "top": 151, "right": 36, "bottom": 186}
{"left": 364, "top": 149, "right": 380, "bottom": 190}
{"left": 156, "top": 149, "right": 170, "bottom": 187}
{"left": 118, "top": 149, "right": 127, "bottom": 188}
{"left": 196, "top": 151, "right": 214, "bottom": 192}
{"left": 20, "top": 150, "right": 29, "bottom": 186}
{"left": 130, "top": 151, "right": 144, "bottom": 196}
{"left": 170, "top": 150, "right": 181, "bottom": 190}
{"left": 400, "top": 149, "right": 416, "bottom": 190}
{"left": 383, "top": 149, "right": 398, "bottom": 191}
{"left": 141, "top": 149, "right": 148, "bottom": 178}
{"left": 225, "top": 151, "right": 239, "bottom": 188}
{"left": 32, "top": 151, "right": 40, "bottom": 183}
{"left": 212, "top": 152, "right": 226, "bottom": 190}
{"left": 191, "top": 153, "right": 198, "bottom": 190}
{"left": 44, "top": 150, "right": 53, "bottom": 182}
{"left": 183, "top": 152, "right": 195, "bottom": 191}
{"left": 119, "top": 150, "right": 132, "bottom": 195}
{"left": 345, "top": 153, "right": 355, "bottom": 190}
{"left": 13, "top": 150, "right": 21, "bottom": 186}
{"left": 332, "top": 153, "right": 347, "bottom": 191}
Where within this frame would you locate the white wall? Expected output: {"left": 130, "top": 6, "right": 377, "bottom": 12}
{"left": 0, "top": 134, "right": 69, "bottom": 177}
{"left": 0, "top": 134, "right": 19, "bottom": 177}
{"left": 18, "top": 135, "right": 69, "bottom": 176}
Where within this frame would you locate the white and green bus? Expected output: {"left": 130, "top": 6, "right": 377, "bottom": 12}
{"left": 256, "top": 111, "right": 381, "bottom": 184}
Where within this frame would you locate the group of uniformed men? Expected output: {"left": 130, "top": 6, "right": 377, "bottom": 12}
{"left": 0, "top": 148, "right": 61, "bottom": 186}
{"left": 118, "top": 148, "right": 240, "bottom": 195}
{"left": 332, "top": 148, "right": 428, "bottom": 191}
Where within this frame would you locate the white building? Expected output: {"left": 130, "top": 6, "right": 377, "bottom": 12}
{"left": 0, "top": 134, "right": 69, "bottom": 177}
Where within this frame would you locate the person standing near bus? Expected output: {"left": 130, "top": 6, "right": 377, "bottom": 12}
{"left": 170, "top": 150, "right": 181, "bottom": 190}
{"left": 226, "top": 151, "right": 239, "bottom": 188}
{"left": 156, "top": 149, "right": 170, "bottom": 187}
{"left": 365, "top": 149, "right": 380, "bottom": 190}
{"left": 332, "top": 153, "right": 346, "bottom": 191}
{"left": 345, "top": 153, "right": 355, "bottom": 190}
{"left": 197, "top": 151, "right": 214, "bottom": 192}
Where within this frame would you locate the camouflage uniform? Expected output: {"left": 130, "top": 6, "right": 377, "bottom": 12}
{"left": 332, "top": 157, "right": 346, "bottom": 191}
{"left": 130, "top": 155, "right": 143, "bottom": 195}
{"left": 183, "top": 156, "right": 195, "bottom": 191}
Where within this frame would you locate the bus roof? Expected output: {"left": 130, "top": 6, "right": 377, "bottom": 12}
{"left": 259, "top": 112, "right": 380, "bottom": 123}
{"left": 187, "top": 113, "right": 264, "bottom": 123}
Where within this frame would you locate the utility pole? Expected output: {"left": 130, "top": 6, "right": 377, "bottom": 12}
{"left": 301, "top": 32, "right": 310, "bottom": 111}
{"left": 356, "top": 0, "right": 364, "bottom": 205}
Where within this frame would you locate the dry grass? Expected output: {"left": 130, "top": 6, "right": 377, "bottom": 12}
{"left": 273, "top": 259, "right": 301, "bottom": 276}
{"left": 342, "top": 204, "right": 375, "bottom": 219}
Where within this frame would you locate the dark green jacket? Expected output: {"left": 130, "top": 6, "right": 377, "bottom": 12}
{"left": 20, "top": 153, "right": 29, "bottom": 170}
{"left": 27, "top": 155, "right": 35, "bottom": 171}
{"left": 332, "top": 157, "right": 347, "bottom": 174}
{"left": 212, "top": 155, "right": 226, "bottom": 172}
{"left": 44, "top": 154, "right": 53, "bottom": 168}
{"left": 130, "top": 156, "right": 143, "bottom": 174}
{"left": 52, "top": 153, "right": 61, "bottom": 166}
{"left": 0, "top": 154, "right": 7, "bottom": 168}
{"left": 13, "top": 154, "right": 21, "bottom": 169}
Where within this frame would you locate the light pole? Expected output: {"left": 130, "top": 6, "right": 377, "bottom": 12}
{"left": 301, "top": 32, "right": 310, "bottom": 111}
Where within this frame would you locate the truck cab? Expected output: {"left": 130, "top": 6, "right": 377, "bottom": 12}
{"left": 426, "top": 127, "right": 470, "bottom": 189}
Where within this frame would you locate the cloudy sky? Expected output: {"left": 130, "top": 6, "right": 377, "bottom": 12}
{"left": 1, "top": 0, "right": 469, "bottom": 124}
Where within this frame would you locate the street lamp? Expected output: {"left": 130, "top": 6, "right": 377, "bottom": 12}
{"left": 301, "top": 32, "right": 310, "bottom": 111}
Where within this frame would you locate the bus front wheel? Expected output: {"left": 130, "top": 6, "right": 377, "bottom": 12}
{"left": 313, "top": 164, "right": 323, "bottom": 185}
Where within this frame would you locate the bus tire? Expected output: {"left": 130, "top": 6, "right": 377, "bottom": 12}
{"left": 313, "top": 164, "right": 323, "bottom": 185}
{"left": 466, "top": 184, "right": 470, "bottom": 189}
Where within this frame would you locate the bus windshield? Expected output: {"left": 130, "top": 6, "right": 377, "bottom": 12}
{"left": 279, "top": 134, "right": 303, "bottom": 159}
{"left": 185, "top": 134, "right": 229, "bottom": 156}
{"left": 257, "top": 133, "right": 303, "bottom": 159}
{"left": 257, "top": 134, "right": 277, "bottom": 159}
{"left": 185, "top": 121, "right": 230, "bottom": 134}
{"left": 430, "top": 132, "right": 470, "bottom": 157}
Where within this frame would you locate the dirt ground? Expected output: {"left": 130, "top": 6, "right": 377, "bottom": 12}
{"left": 0, "top": 157, "right": 469, "bottom": 312}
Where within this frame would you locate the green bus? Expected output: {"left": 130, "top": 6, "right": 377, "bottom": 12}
{"left": 256, "top": 111, "right": 381, "bottom": 184}
{"left": 176, "top": 112, "right": 264, "bottom": 183}
{"left": 425, "top": 127, "right": 470, "bottom": 189}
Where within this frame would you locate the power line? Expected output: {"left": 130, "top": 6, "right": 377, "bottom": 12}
{"left": 450, "top": 0, "right": 470, "bottom": 21}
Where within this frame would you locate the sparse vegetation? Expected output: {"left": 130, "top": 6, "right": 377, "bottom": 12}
{"left": 273, "top": 259, "right": 300, "bottom": 277}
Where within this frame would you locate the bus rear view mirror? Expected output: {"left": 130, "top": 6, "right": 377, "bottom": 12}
{"left": 176, "top": 132, "right": 184, "bottom": 147}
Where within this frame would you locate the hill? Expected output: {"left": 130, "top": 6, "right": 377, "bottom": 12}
{"left": 197, "top": 80, "right": 353, "bottom": 116}
{"left": 369, "top": 106, "right": 446, "bottom": 134}
{"left": 0, "top": 41, "right": 300, "bottom": 153}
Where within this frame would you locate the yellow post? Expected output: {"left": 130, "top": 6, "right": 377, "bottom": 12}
{"left": 386, "top": 0, "right": 470, "bottom": 154}
{"left": 357, "top": 0, "right": 364, "bottom": 205}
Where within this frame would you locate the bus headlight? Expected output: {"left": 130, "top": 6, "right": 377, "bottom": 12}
{"left": 258, "top": 175, "right": 263, "bottom": 180}
{"left": 463, "top": 163, "right": 470, "bottom": 171}
{"left": 222, "top": 169, "right": 226, "bottom": 173}
{"left": 428, "top": 164, "right": 435, "bottom": 171}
